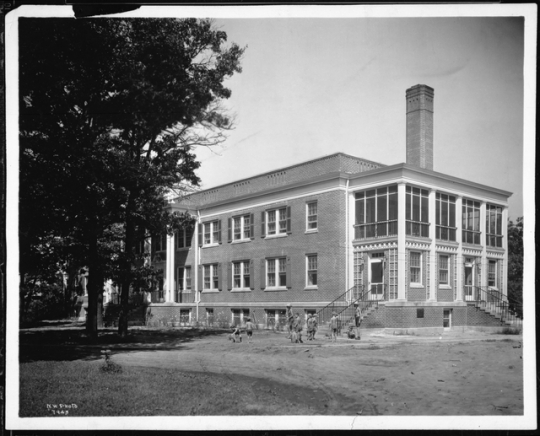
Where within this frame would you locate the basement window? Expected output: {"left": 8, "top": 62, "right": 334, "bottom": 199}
{"left": 417, "top": 308, "right": 424, "bottom": 318}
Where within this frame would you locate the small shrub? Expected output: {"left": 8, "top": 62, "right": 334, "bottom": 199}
{"left": 500, "top": 327, "right": 521, "bottom": 335}
{"left": 100, "top": 351, "right": 122, "bottom": 374}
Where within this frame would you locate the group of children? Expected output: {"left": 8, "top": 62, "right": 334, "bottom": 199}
{"left": 228, "top": 303, "right": 361, "bottom": 344}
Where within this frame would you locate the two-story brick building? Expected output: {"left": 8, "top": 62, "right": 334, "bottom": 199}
{"left": 147, "top": 85, "right": 516, "bottom": 332}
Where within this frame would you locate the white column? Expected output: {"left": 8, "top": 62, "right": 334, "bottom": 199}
{"left": 397, "top": 183, "right": 407, "bottom": 301}
{"left": 195, "top": 213, "right": 201, "bottom": 304}
{"left": 480, "top": 201, "right": 487, "bottom": 288}
{"left": 502, "top": 206, "right": 509, "bottom": 299}
{"left": 347, "top": 188, "right": 355, "bottom": 300}
{"left": 455, "top": 196, "right": 463, "bottom": 301}
{"left": 428, "top": 189, "right": 437, "bottom": 301}
{"left": 165, "top": 233, "right": 175, "bottom": 302}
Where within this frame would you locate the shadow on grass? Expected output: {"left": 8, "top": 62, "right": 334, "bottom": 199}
{"left": 19, "top": 324, "right": 230, "bottom": 363}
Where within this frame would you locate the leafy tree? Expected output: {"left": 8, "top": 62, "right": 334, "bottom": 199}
{"left": 19, "top": 18, "right": 244, "bottom": 337}
{"left": 507, "top": 217, "right": 523, "bottom": 317}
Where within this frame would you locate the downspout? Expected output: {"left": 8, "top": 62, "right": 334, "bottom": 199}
{"left": 345, "top": 178, "right": 350, "bottom": 302}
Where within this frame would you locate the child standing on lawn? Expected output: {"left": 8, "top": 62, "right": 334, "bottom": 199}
{"left": 330, "top": 312, "right": 339, "bottom": 342}
{"left": 245, "top": 317, "right": 255, "bottom": 343}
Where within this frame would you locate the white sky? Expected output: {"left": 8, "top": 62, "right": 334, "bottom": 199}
{"left": 193, "top": 16, "right": 525, "bottom": 220}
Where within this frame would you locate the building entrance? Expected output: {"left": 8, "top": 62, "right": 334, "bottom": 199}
{"left": 369, "top": 255, "right": 385, "bottom": 300}
{"left": 464, "top": 259, "right": 475, "bottom": 301}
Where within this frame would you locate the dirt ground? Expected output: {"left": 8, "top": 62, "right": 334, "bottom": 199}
{"left": 102, "top": 328, "right": 524, "bottom": 416}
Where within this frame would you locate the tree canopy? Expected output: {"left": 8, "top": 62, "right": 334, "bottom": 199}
{"left": 19, "top": 18, "right": 245, "bottom": 336}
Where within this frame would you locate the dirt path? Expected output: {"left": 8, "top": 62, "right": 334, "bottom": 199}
{"left": 112, "top": 330, "right": 523, "bottom": 416}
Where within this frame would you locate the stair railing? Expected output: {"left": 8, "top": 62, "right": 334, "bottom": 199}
{"left": 471, "top": 285, "right": 522, "bottom": 327}
{"left": 316, "top": 285, "right": 361, "bottom": 327}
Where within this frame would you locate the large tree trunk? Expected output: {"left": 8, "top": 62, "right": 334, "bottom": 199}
{"left": 118, "top": 192, "right": 136, "bottom": 337}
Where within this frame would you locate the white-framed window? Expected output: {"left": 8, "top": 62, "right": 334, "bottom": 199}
{"left": 233, "top": 260, "right": 251, "bottom": 289}
{"left": 267, "top": 257, "right": 287, "bottom": 288}
{"left": 180, "top": 309, "right": 191, "bottom": 324}
{"left": 263, "top": 207, "right": 290, "bottom": 237}
{"left": 232, "top": 308, "right": 250, "bottom": 326}
{"left": 306, "top": 202, "right": 318, "bottom": 231}
{"left": 231, "top": 214, "right": 252, "bottom": 241}
{"left": 436, "top": 193, "right": 456, "bottom": 241}
{"left": 405, "top": 186, "right": 429, "bottom": 238}
{"left": 409, "top": 252, "right": 422, "bottom": 285}
{"left": 486, "top": 204, "right": 503, "bottom": 248}
{"left": 306, "top": 254, "right": 318, "bottom": 287}
{"left": 203, "top": 264, "right": 220, "bottom": 290}
{"left": 202, "top": 220, "right": 221, "bottom": 245}
{"left": 462, "top": 199, "right": 481, "bottom": 245}
{"left": 488, "top": 260, "right": 498, "bottom": 288}
{"left": 438, "top": 255, "right": 449, "bottom": 285}
{"left": 154, "top": 233, "right": 167, "bottom": 252}
{"left": 178, "top": 266, "right": 192, "bottom": 291}
{"left": 176, "top": 227, "right": 194, "bottom": 249}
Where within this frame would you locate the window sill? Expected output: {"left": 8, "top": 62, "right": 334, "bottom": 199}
{"left": 409, "top": 283, "right": 424, "bottom": 289}
{"left": 202, "top": 289, "right": 220, "bottom": 293}
{"left": 176, "top": 247, "right": 191, "bottom": 251}
{"left": 305, "top": 229, "right": 318, "bottom": 234}
{"left": 304, "top": 286, "right": 318, "bottom": 291}
{"left": 264, "top": 287, "right": 288, "bottom": 292}
{"left": 231, "top": 239, "right": 252, "bottom": 245}
{"left": 438, "top": 285, "right": 451, "bottom": 289}
{"left": 435, "top": 240, "right": 459, "bottom": 246}
{"left": 486, "top": 246, "right": 505, "bottom": 252}
{"left": 230, "top": 288, "right": 252, "bottom": 293}
{"left": 265, "top": 233, "right": 288, "bottom": 240}
{"left": 202, "top": 243, "right": 220, "bottom": 248}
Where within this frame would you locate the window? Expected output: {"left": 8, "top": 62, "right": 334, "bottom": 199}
{"left": 306, "top": 202, "right": 318, "bottom": 231}
{"left": 200, "top": 220, "right": 221, "bottom": 245}
{"left": 306, "top": 255, "right": 318, "bottom": 287}
{"left": 266, "top": 309, "right": 287, "bottom": 329}
{"left": 178, "top": 266, "right": 192, "bottom": 291}
{"left": 406, "top": 186, "right": 429, "bottom": 237}
{"left": 154, "top": 233, "right": 167, "bottom": 252}
{"left": 462, "top": 199, "right": 481, "bottom": 244}
{"left": 438, "top": 255, "right": 449, "bottom": 285}
{"left": 436, "top": 193, "right": 456, "bottom": 241}
{"left": 206, "top": 308, "right": 214, "bottom": 324}
{"left": 409, "top": 252, "right": 422, "bottom": 285}
{"left": 176, "top": 227, "right": 194, "bottom": 249}
{"left": 229, "top": 214, "right": 253, "bottom": 242}
{"left": 233, "top": 261, "right": 251, "bottom": 289}
{"left": 417, "top": 308, "right": 424, "bottom": 318}
{"left": 262, "top": 207, "right": 291, "bottom": 237}
{"left": 355, "top": 185, "right": 398, "bottom": 239}
{"left": 203, "top": 264, "right": 220, "bottom": 290}
{"left": 486, "top": 204, "right": 503, "bottom": 248}
{"left": 488, "top": 260, "right": 498, "bottom": 288}
{"left": 267, "top": 258, "right": 287, "bottom": 288}
{"left": 232, "top": 309, "right": 250, "bottom": 326}
{"left": 179, "top": 309, "right": 190, "bottom": 324}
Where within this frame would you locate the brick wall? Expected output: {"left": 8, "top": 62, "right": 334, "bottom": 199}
{"left": 360, "top": 304, "right": 505, "bottom": 329}
{"left": 167, "top": 190, "right": 347, "bottom": 307}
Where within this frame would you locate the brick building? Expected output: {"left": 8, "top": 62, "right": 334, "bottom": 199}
{"left": 147, "top": 85, "right": 515, "bottom": 332}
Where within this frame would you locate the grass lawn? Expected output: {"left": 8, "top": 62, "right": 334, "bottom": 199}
{"left": 20, "top": 358, "right": 322, "bottom": 416}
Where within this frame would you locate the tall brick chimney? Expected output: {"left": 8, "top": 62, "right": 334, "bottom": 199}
{"left": 406, "top": 84, "right": 434, "bottom": 170}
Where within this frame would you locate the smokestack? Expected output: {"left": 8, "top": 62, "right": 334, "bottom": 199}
{"left": 406, "top": 84, "right": 434, "bottom": 170}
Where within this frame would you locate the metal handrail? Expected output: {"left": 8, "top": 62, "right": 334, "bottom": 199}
{"left": 469, "top": 285, "right": 522, "bottom": 326}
